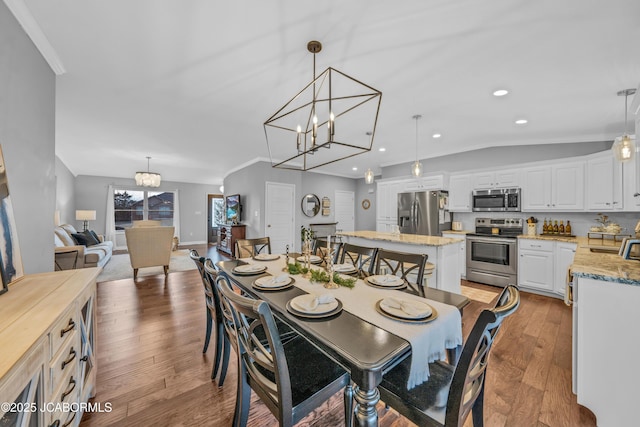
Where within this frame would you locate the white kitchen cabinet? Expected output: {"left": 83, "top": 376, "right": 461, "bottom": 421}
{"left": 403, "top": 174, "right": 445, "bottom": 191}
{"left": 622, "top": 142, "right": 640, "bottom": 211}
{"left": 586, "top": 152, "right": 623, "bottom": 210}
{"left": 518, "top": 238, "right": 576, "bottom": 297}
{"left": 518, "top": 239, "right": 555, "bottom": 292}
{"left": 522, "top": 161, "right": 585, "bottom": 211}
{"left": 554, "top": 241, "right": 577, "bottom": 296}
{"left": 473, "top": 169, "right": 520, "bottom": 189}
{"left": 376, "top": 180, "right": 404, "bottom": 222}
{"left": 448, "top": 174, "right": 473, "bottom": 212}
{"left": 442, "top": 232, "right": 467, "bottom": 278}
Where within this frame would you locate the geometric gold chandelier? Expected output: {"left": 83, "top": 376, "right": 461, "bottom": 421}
{"left": 135, "top": 156, "right": 161, "bottom": 187}
{"left": 264, "top": 41, "right": 382, "bottom": 171}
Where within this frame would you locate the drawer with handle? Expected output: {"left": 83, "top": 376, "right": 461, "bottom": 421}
{"left": 50, "top": 333, "right": 78, "bottom": 396}
{"left": 518, "top": 239, "right": 554, "bottom": 252}
{"left": 50, "top": 307, "right": 77, "bottom": 358}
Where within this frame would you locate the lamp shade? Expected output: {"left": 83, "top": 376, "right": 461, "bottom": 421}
{"left": 135, "top": 172, "right": 162, "bottom": 187}
{"left": 75, "top": 210, "right": 96, "bottom": 221}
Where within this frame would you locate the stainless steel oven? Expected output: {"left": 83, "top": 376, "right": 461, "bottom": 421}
{"left": 466, "top": 218, "right": 522, "bottom": 287}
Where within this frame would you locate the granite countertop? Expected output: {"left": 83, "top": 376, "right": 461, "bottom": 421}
{"left": 570, "top": 237, "right": 640, "bottom": 285}
{"left": 518, "top": 234, "right": 579, "bottom": 243}
{"left": 441, "top": 230, "right": 474, "bottom": 235}
{"left": 337, "top": 230, "right": 463, "bottom": 247}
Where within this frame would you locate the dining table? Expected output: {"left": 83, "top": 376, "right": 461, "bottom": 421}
{"left": 216, "top": 253, "right": 463, "bottom": 427}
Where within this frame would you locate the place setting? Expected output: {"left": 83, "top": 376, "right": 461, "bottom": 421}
{"left": 364, "top": 274, "right": 407, "bottom": 291}
{"left": 252, "top": 253, "right": 280, "bottom": 261}
{"left": 375, "top": 297, "right": 438, "bottom": 324}
{"left": 231, "top": 263, "right": 268, "bottom": 276}
{"left": 252, "top": 274, "right": 294, "bottom": 292}
{"left": 296, "top": 254, "right": 323, "bottom": 264}
{"left": 332, "top": 263, "right": 358, "bottom": 274}
{"left": 286, "top": 293, "right": 343, "bottom": 319}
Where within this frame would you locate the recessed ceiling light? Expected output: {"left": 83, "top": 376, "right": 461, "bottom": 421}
{"left": 493, "top": 89, "right": 509, "bottom": 97}
{"left": 378, "top": 147, "right": 386, "bottom": 152}
{"left": 432, "top": 133, "right": 442, "bottom": 138}
{"left": 515, "top": 119, "right": 528, "bottom": 125}
{"left": 352, "top": 167, "right": 358, "bottom": 171}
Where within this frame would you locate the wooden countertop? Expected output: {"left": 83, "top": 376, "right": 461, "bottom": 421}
{"left": 337, "top": 230, "right": 463, "bottom": 247}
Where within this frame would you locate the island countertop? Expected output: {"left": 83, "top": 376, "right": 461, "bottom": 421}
{"left": 570, "top": 237, "right": 640, "bottom": 285}
{"left": 337, "top": 230, "right": 463, "bottom": 247}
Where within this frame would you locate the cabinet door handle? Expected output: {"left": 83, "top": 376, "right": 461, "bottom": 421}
{"left": 61, "top": 376, "right": 76, "bottom": 401}
{"left": 60, "top": 319, "right": 75, "bottom": 337}
{"left": 61, "top": 347, "right": 76, "bottom": 370}
{"left": 531, "top": 244, "right": 541, "bottom": 248}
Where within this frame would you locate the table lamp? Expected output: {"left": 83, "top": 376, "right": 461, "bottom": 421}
{"left": 76, "top": 210, "right": 96, "bottom": 231}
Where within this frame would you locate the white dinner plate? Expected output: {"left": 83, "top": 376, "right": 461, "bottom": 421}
{"left": 367, "top": 274, "right": 404, "bottom": 287}
{"left": 254, "top": 275, "right": 292, "bottom": 288}
{"left": 232, "top": 264, "right": 268, "bottom": 275}
{"left": 296, "top": 255, "right": 323, "bottom": 264}
{"left": 290, "top": 294, "right": 339, "bottom": 315}
{"left": 378, "top": 298, "right": 433, "bottom": 320}
{"left": 333, "top": 263, "right": 357, "bottom": 273}
{"left": 253, "top": 253, "right": 280, "bottom": 261}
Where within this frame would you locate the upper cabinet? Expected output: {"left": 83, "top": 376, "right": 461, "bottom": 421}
{"left": 522, "top": 161, "right": 585, "bottom": 211}
{"left": 586, "top": 152, "right": 623, "bottom": 211}
{"left": 448, "top": 173, "right": 473, "bottom": 212}
{"left": 473, "top": 169, "right": 520, "bottom": 189}
{"left": 403, "top": 175, "right": 445, "bottom": 191}
{"left": 376, "top": 180, "right": 405, "bottom": 222}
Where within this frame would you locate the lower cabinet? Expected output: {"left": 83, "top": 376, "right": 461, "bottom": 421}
{"left": 217, "top": 224, "right": 246, "bottom": 257}
{"left": 441, "top": 233, "right": 466, "bottom": 279}
{"left": 0, "top": 269, "right": 98, "bottom": 427}
{"left": 518, "top": 238, "right": 576, "bottom": 297}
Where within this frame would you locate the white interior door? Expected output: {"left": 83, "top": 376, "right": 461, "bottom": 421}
{"left": 265, "top": 182, "right": 295, "bottom": 253}
{"left": 334, "top": 190, "right": 355, "bottom": 232}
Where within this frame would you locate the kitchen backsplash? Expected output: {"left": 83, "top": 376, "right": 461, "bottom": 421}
{"left": 452, "top": 211, "right": 640, "bottom": 237}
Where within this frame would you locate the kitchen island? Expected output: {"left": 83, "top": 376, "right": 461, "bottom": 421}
{"left": 337, "top": 230, "right": 463, "bottom": 294}
{"left": 569, "top": 241, "right": 640, "bottom": 427}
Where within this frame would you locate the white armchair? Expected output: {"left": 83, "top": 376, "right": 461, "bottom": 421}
{"left": 124, "top": 226, "right": 175, "bottom": 279}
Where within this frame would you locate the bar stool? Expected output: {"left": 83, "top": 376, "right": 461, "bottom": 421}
{"left": 422, "top": 262, "right": 436, "bottom": 289}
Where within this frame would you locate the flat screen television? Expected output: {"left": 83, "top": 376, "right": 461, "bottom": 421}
{"left": 225, "top": 194, "right": 241, "bottom": 223}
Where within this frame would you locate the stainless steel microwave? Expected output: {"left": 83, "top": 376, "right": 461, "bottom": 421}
{"left": 472, "top": 188, "right": 521, "bottom": 212}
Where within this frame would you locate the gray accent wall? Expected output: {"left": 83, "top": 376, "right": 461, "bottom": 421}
{"left": 55, "top": 156, "right": 75, "bottom": 225}
{"left": 1, "top": 3, "right": 56, "bottom": 274}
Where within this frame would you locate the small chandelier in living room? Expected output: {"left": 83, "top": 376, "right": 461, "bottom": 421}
{"left": 264, "top": 40, "right": 382, "bottom": 171}
{"left": 135, "top": 156, "right": 161, "bottom": 187}
{"left": 611, "top": 88, "right": 637, "bottom": 162}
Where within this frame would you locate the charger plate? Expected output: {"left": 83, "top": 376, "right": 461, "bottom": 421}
{"left": 375, "top": 300, "right": 438, "bottom": 324}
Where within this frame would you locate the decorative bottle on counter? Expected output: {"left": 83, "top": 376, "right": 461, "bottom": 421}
{"left": 559, "top": 220, "right": 565, "bottom": 234}
{"left": 543, "top": 218, "right": 548, "bottom": 234}
{"left": 553, "top": 220, "right": 559, "bottom": 234}
{"left": 566, "top": 221, "right": 572, "bottom": 235}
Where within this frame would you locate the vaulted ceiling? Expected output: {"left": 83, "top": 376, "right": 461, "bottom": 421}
{"left": 20, "top": 0, "right": 640, "bottom": 184}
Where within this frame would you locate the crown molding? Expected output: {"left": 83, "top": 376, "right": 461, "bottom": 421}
{"left": 4, "top": 0, "right": 66, "bottom": 75}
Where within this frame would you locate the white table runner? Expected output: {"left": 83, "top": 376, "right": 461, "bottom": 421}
{"left": 243, "top": 257, "right": 463, "bottom": 389}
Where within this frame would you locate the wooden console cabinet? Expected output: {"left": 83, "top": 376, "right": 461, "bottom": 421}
{"left": 217, "top": 224, "right": 246, "bottom": 257}
{"left": 0, "top": 268, "right": 99, "bottom": 427}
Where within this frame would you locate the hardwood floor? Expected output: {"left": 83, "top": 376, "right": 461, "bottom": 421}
{"left": 79, "top": 244, "right": 596, "bottom": 427}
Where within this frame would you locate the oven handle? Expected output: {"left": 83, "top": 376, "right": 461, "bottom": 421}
{"left": 467, "top": 236, "right": 516, "bottom": 245}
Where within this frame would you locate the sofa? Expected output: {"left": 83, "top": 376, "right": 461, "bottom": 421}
{"left": 54, "top": 224, "right": 113, "bottom": 270}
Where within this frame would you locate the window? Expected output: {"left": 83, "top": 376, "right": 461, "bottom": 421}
{"left": 114, "top": 189, "right": 175, "bottom": 229}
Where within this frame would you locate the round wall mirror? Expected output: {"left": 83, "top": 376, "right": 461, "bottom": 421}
{"left": 301, "top": 194, "right": 320, "bottom": 217}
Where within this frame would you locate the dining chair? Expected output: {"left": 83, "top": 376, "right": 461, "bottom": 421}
{"left": 373, "top": 249, "right": 428, "bottom": 297}
{"left": 313, "top": 238, "right": 343, "bottom": 264}
{"left": 235, "top": 237, "right": 271, "bottom": 259}
{"left": 339, "top": 243, "right": 378, "bottom": 277}
{"left": 203, "top": 259, "right": 232, "bottom": 386}
{"left": 377, "top": 284, "right": 520, "bottom": 427}
{"left": 188, "top": 250, "right": 212, "bottom": 353}
{"left": 216, "top": 273, "right": 353, "bottom": 427}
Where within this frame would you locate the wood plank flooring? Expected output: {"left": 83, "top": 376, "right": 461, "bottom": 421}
{"left": 79, "top": 244, "right": 596, "bottom": 427}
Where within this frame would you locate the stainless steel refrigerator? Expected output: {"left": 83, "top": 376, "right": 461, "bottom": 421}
{"left": 397, "top": 190, "right": 451, "bottom": 236}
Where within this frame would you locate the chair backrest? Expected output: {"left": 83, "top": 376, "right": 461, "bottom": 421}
{"left": 202, "top": 259, "right": 222, "bottom": 320}
{"left": 235, "top": 237, "right": 272, "bottom": 258}
{"left": 124, "top": 226, "right": 174, "bottom": 269}
{"left": 339, "top": 243, "right": 378, "bottom": 275}
{"left": 446, "top": 284, "right": 520, "bottom": 426}
{"left": 374, "top": 249, "right": 428, "bottom": 297}
{"left": 216, "top": 273, "right": 294, "bottom": 424}
{"left": 189, "top": 249, "right": 206, "bottom": 279}
{"left": 313, "top": 238, "right": 343, "bottom": 264}
{"left": 132, "top": 220, "right": 162, "bottom": 227}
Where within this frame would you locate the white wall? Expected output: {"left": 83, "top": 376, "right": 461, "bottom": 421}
{"left": 1, "top": 3, "right": 56, "bottom": 274}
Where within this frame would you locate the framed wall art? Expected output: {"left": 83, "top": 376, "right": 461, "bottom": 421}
{"left": 0, "top": 145, "right": 24, "bottom": 293}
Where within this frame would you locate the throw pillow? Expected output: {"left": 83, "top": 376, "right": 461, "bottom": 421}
{"left": 72, "top": 231, "right": 100, "bottom": 247}
{"left": 88, "top": 229, "right": 101, "bottom": 243}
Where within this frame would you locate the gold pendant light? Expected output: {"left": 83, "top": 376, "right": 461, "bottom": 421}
{"left": 411, "top": 115, "right": 423, "bottom": 177}
{"left": 612, "top": 88, "right": 637, "bottom": 162}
